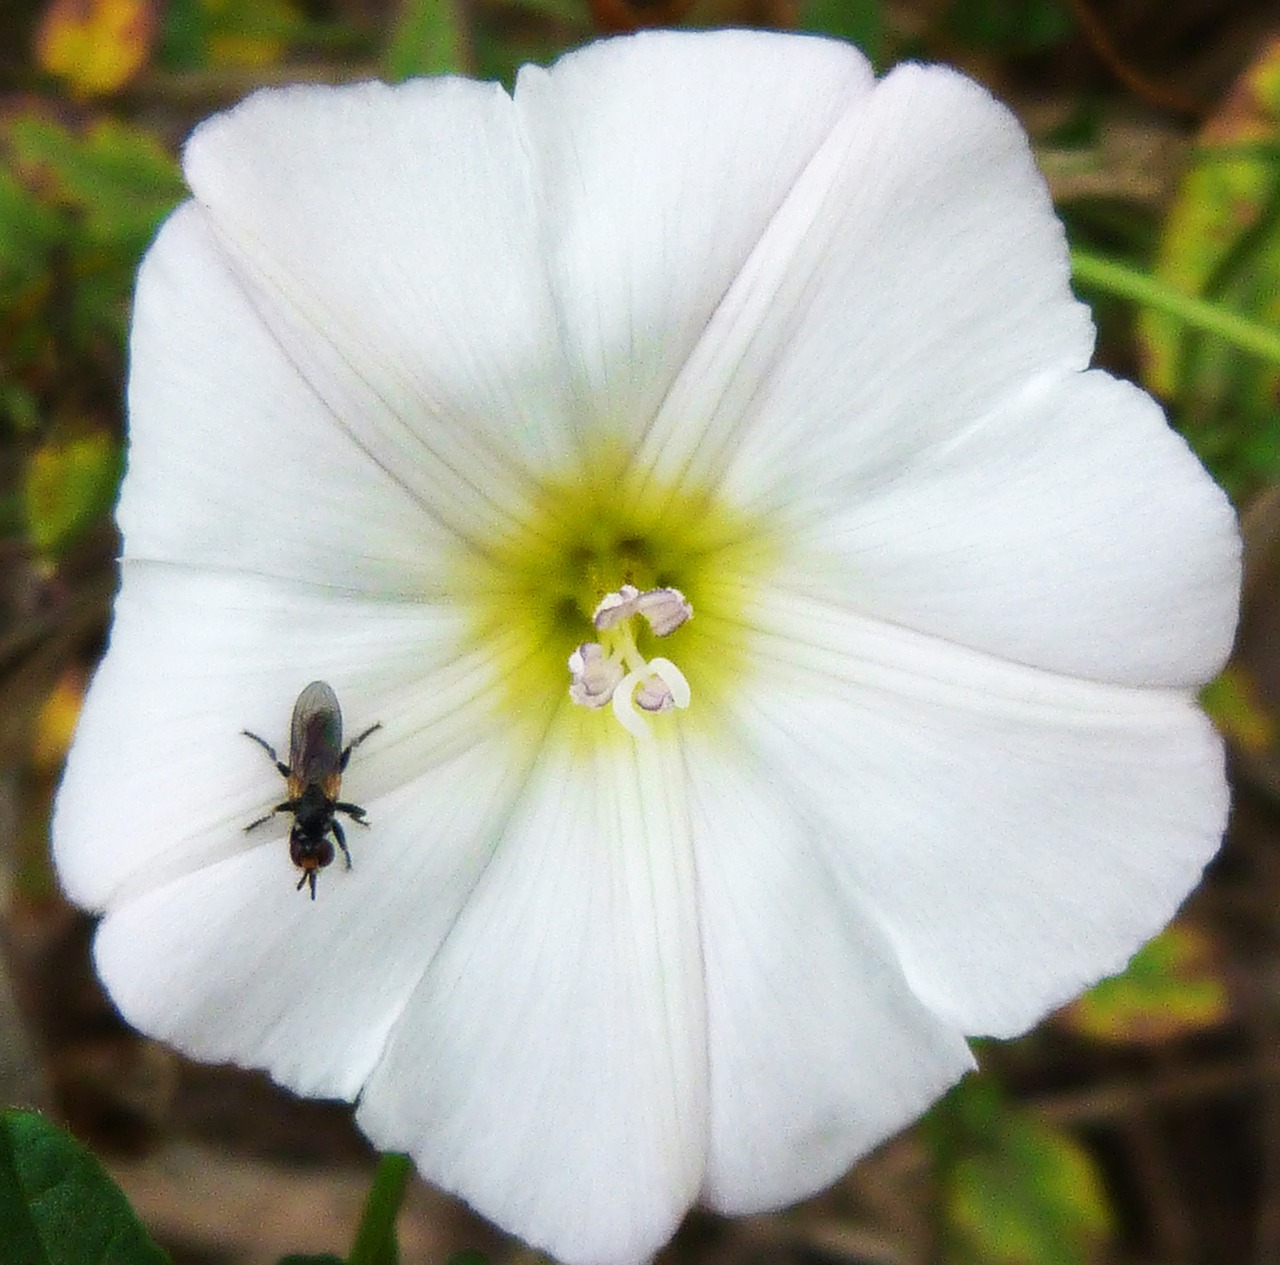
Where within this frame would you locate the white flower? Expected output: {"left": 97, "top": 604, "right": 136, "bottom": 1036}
{"left": 53, "top": 28, "right": 1240, "bottom": 1265}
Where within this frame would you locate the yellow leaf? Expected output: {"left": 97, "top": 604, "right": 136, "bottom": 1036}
{"left": 1202, "top": 665, "right": 1275, "bottom": 753}
{"left": 202, "top": 0, "right": 300, "bottom": 68}
{"left": 33, "top": 671, "right": 85, "bottom": 773}
{"left": 25, "top": 430, "right": 122, "bottom": 556}
{"left": 1059, "top": 923, "right": 1229, "bottom": 1046}
{"left": 35, "top": 0, "right": 157, "bottom": 97}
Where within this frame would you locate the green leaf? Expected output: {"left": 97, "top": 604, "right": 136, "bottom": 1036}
{"left": 9, "top": 115, "right": 183, "bottom": 251}
{"left": 1060, "top": 923, "right": 1229, "bottom": 1045}
{"left": 385, "top": 0, "right": 470, "bottom": 80}
{"left": 202, "top": 0, "right": 307, "bottom": 68}
{"left": 25, "top": 431, "right": 123, "bottom": 556}
{"left": 1137, "top": 37, "right": 1280, "bottom": 490}
{"left": 444, "top": 1254, "right": 490, "bottom": 1265}
{"left": 277, "top": 1256, "right": 345, "bottom": 1265}
{"left": 800, "top": 0, "right": 884, "bottom": 67}
{"left": 1202, "top": 665, "right": 1276, "bottom": 753}
{"left": 0, "top": 1110, "right": 169, "bottom": 1265}
{"left": 4, "top": 113, "right": 183, "bottom": 360}
{"left": 0, "top": 160, "right": 64, "bottom": 287}
{"left": 1, "top": 382, "right": 42, "bottom": 434}
{"left": 943, "top": 0, "right": 1072, "bottom": 52}
{"left": 930, "top": 1077, "right": 1112, "bottom": 1265}
{"left": 158, "top": 0, "right": 212, "bottom": 69}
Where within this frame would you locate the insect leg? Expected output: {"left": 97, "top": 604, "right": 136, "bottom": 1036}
{"left": 335, "top": 801, "right": 370, "bottom": 826}
{"left": 331, "top": 819, "right": 353, "bottom": 870}
{"left": 339, "top": 721, "right": 383, "bottom": 770}
{"left": 243, "top": 730, "right": 289, "bottom": 778}
{"left": 244, "top": 799, "right": 298, "bottom": 833}
{"left": 296, "top": 870, "right": 318, "bottom": 900}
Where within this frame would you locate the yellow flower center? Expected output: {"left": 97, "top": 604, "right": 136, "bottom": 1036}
{"left": 454, "top": 443, "right": 781, "bottom": 747}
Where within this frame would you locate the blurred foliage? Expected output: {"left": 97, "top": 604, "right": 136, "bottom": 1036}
{"left": 0, "top": 108, "right": 181, "bottom": 563}
{"left": 2, "top": 0, "right": 1277, "bottom": 1263}
{"left": 385, "top": 0, "right": 471, "bottom": 79}
{"left": 162, "top": 0, "right": 311, "bottom": 71}
{"left": 942, "top": 0, "right": 1072, "bottom": 54}
{"left": 801, "top": 0, "right": 884, "bottom": 67}
{"left": 928, "top": 1076, "right": 1112, "bottom": 1265}
{"left": 34, "top": 0, "right": 159, "bottom": 97}
{"left": 1139, "top": 36, "right": 1280, "bottom": 496}
{"left": 25, "top": 431, "right": 122, "bottom": 558}
{"left": 1060, "top": 923, "right": 1229, "bottom": 1046}
{"left": 1202, "top": 663, "right": 1275, "bottom": 753}
{"left": 31, "top": 669, "right": 84, "bottom": 773}
{"left": 0, "top": 1109, "right": 170, "bottom": 1264}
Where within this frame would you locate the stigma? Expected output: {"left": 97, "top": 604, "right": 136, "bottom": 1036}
{"left": 567, "top": 584, "right": 693, "bottom": 737}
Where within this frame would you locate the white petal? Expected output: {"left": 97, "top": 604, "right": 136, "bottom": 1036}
{"left": 514, "top": 29, "right": 874, "bottom": 444}
{"left": 684, "top": 740, "right": 973, "bottom": 1213}
{"left": 356, "top": 730, "right": 706, "bottom": 1265}
{"left": 88, "top": 740, "right": 523, "bottom": 1100}
{"left": 783, "top": 369, "right": 1240, "bottom": 688}
{"left": 732, "top": 598, "right": 1228, "bottom": 1037}
{"left": 124, "top": 205, "right": 458, "bottom": 589}
{"left": 180, "top": 76, "right": 569, "bottom": 543}
{"left": 631, "top": 63, "right": 1094, "bottom": 504}
{"left": 53, "top": 563, "right": 538, "bottom": 908}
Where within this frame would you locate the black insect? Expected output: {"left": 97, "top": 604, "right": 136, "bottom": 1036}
{"left": 243, "top": 680, "right": 381, "bottom": 900}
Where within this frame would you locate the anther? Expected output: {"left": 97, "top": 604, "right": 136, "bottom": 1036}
{"left": 568, "top": 642, "right": 624, "bottom": 709}
{"left": 570, "top": 584, "right": 693, "bottom": 734}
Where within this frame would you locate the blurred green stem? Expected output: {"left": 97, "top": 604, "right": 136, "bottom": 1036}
{"left": 1070, "top": 248, "right": 1280, "bottom": 366}
{"left": 348, "top": 1152, "right": 412, "bottom": 1265}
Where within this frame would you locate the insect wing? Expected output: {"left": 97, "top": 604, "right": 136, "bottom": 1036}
{"left": 289, "top": 680, "right": 344, "bottom": 791}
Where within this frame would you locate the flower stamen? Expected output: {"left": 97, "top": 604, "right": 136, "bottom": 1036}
{"left": 567, "top": 584, "right": 693, "bottom": 735}
{"left": 567, "top": 642, "right": 625, "bottom": 709}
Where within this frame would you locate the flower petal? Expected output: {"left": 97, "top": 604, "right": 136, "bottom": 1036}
{"left": 124, "top": 204, "right": 457, "bottom": 589}
{"left": 356, "top": 731, "right": 706, "bottom": 1265}
{"left": 87, "top": 739, "right": 522, "bottom": 1100}
{"left": 53, "top": 563, "right": 535, "bottom": 907}
{"left": 684, "top": 740, "right": 973, "bottom": 1213}
{"left": 53, "top": 34, "right": 1240, "bottom": 1265}
{"left": 513, "top": 29, "right": 874, "bottom": 445}
{"left": 630, "top": 62, "right": 1095, "bottom": 504}
{"left": 782, "top": 369, "right": 1240, "bottom": 687}
{"left": 180, "top": 74, "right": 568, "bottom": 545}
{"left": 729, "top": 598, "right": 1228, "bottom": 1037}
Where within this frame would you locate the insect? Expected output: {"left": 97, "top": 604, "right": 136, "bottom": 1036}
{"left": 243, "top": 681, "right": 381, "bottom": 900}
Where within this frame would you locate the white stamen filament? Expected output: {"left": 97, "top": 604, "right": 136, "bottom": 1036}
{"left": 648, "top": 657, "right": 692, "bottom": 707}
